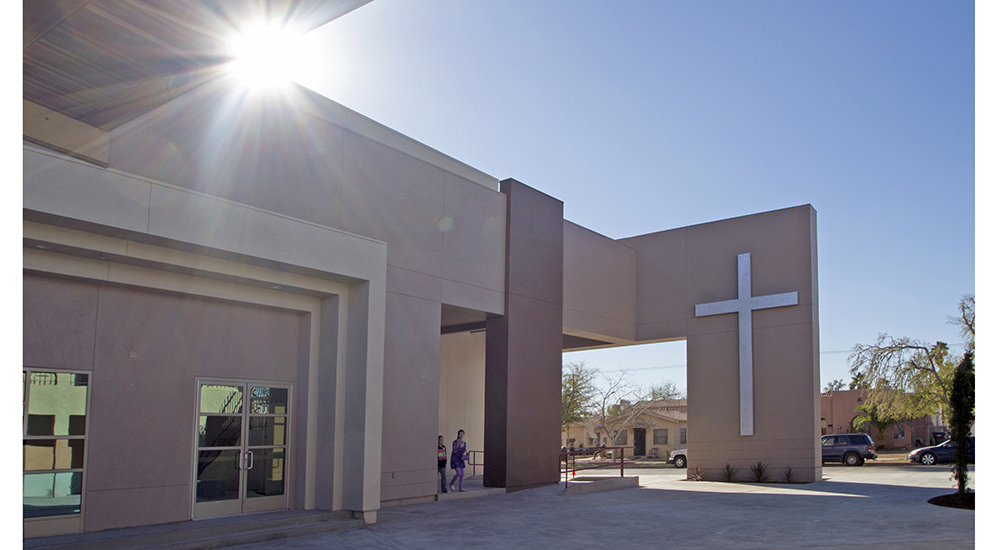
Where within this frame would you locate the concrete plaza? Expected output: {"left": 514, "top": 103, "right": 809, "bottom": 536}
{"left": 229, "top": 463, "right": 976, "bottom": 549}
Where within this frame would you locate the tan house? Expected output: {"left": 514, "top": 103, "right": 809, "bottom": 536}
{"left": 564, "top": 400, "right": 688, "bottom": 458}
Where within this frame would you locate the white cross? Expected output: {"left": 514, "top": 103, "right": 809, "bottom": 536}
{"left": 694, "top": 253, "right": 798, "bottom": 436}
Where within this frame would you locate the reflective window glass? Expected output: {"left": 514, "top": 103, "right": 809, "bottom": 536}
{"left": 249, "top": 387, "right": 287, "bottom": 415}
{"left": 23, "top": 370, "right": 88, "bottom": 519}
{"left": 246, "top": 448, "right": 285, "bottom": 498}
{"left": 200, "top": 385, "right": 243, "bottom": 414}
{"left": 248, "top": 417, "right": 286, "bottom": 447}
{"left": 26, "top": 373, "right": 88, "bottom": 436}
{"left": 196, "top": 450, "right": 241, "bottom": 502}
{"left": 23, "top": 472, "right": 82, "bottom": 518}
{"left": 198, "top": 416, "right": 242, "bottom": 447}
{"left": 23, "top": 440, "right": 85, "bottom": 471}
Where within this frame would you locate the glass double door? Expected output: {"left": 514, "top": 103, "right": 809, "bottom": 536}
{"left": 194, "top": 380, "right": 290, "bottom": 518}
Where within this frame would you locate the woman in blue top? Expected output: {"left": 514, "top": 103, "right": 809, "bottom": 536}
{"left": 449, "top": 429, "right": 468, "bottom": 492}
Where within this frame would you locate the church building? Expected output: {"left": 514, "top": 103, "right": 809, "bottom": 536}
{"left": 22, "top": 0, "right": 821, "bottom": 538}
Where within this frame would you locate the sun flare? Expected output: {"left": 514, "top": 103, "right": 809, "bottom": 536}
{"left": 228, "top": 23, "right": 314, "bottom": 89}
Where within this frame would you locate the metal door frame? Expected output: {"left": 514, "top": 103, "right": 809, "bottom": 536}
{"left": 192, "top": 378, "right": 292, "bottom": 519}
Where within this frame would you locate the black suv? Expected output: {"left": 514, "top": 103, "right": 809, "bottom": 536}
{"left": 821, "top": 434, "right": 877, "bottom": 466}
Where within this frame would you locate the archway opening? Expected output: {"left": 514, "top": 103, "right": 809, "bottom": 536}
{"left": 439, "top": 305, "right": 487, "bottom": 481}
{"left": 561, "top": 340, "right": 687, "bottom": 460}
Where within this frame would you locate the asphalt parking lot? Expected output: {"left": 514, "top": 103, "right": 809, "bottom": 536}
{"left": 230, "top": 462, "right": 975, "bottom": 549}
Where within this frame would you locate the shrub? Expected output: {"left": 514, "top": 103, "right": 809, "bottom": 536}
{"left": 723, "top": 463, "right": 740, "bottom": 482}
{"left": 688, "top": 465, "right": 705, "bottom": 481}
{"left": 782, "top": 466, "right": 794, "bottom": 484}
{"left": 749, "top": 461, "right": 770, "bottom": 483}
{"left": 949, "top": 351, "right": 974, "bottom": 505}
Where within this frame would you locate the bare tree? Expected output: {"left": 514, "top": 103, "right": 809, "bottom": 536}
{"left": 648, "top": 380, "right": 685, "bottom": 400}
{"left": 948, "top": 295, "right": 975, "bottom": 353}
{"left": 590, "top": 372, "right": 679, "bottom": 455}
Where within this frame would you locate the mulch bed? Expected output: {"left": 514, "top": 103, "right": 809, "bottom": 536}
{"left": 928, "top": 492, "right": 975, "bottom": 510}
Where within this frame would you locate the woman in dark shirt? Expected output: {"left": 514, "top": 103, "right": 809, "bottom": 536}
{"left": 437, "top": 435, "right": 448, "bottom": 493}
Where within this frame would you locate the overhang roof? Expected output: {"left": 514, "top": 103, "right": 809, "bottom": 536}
{"left": 23, "top": 0, "right": 372, "bottom": 131}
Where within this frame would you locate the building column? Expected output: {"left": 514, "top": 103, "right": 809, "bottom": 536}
{"left": 484, "top": 179, "right": 563, "bottom": 490}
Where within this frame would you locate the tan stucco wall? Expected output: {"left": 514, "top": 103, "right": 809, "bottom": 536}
{"left": 562, "top": 221, "right": 636, "bottom": 345}
{"left": 24, "top": 274, "right": 303, "bottom": 532}
{"left": 24, "top": 149, "right": 388, "bottom": 534}
{"left": 621, "top": 205, "right": 821, "bottom": 481}
{"left": 106, "top": 80, "right": 506, "bottom": 317}
{"left": 101, "top": 82, "right": 509, "bottom": 505}
{"left": 561, "top": 207, "right": 819, "bottom": 479}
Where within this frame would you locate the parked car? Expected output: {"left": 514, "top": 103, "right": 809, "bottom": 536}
{"left": 821, "top": 434, "right": 877, "bottom": 466}
{"left": 908, "top": 437, "right": 975, "bottom": 465}
{"left": 668, "top": 448, "right": 687, "bottom": 468}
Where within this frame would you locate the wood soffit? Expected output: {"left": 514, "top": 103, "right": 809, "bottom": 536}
{"left": 23, "top": 0, "right": 369, "bottom": 131}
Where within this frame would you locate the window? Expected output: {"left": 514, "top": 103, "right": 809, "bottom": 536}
{"left": 848, "top": 434, "right": 872, "bottom": 445}
{"left": 653, "top": 429, "right": 668, "bottom": 445}
{"left": 613, "top": 430, "right": 628, "bottom": 446}
{"left": 23, "top": 370, "right": 90, "bottom": 519}
{"left": 894, "top": 424, "right": 905, "bottom": 439}
{"left": 680, "top": 428, "right": 687, "bottom": 445}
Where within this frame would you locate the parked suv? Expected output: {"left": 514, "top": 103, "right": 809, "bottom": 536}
{"left": 821, "top": 434, "right": 877, "bottom": 466}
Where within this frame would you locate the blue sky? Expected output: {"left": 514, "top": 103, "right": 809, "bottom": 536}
{"left": 299, "top": 0, "right": 976, "bottom": 392}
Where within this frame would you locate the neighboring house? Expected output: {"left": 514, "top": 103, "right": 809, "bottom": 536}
{"left": 564, "top": 400, "right": 688, "bottom": 458}
{"left": 820, "top": 390, "right": 943, "bottom": 450}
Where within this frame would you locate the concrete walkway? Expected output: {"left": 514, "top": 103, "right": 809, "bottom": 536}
{"left": 229, "top": 464, "right": 975, "bottom": 549}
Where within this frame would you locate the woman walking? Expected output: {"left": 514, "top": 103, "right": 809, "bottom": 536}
{"left": 450, "top": 429, "right": 468, "bottom": 492}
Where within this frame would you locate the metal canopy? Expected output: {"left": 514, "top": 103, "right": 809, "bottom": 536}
{"left": 23, "top": 0, "right": 371, "bottom": 131}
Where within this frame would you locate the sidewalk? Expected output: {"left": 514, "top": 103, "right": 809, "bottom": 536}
{"left": 228, "top": 464, "right": 975, "bottom": 549}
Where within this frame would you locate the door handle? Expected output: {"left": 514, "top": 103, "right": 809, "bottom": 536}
{"left": 246, "top": 450, "right": 254, "bottom": 470}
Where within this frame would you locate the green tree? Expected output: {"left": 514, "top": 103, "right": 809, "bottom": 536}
{"left": 949, "top": 351, "right": 974, "bottom": 504}
{"left": 848, "top": 296, "right": 973, "bottom": 425}
{"left": 848, "top": 337, "right": 954, "bottom": 423}
{"left": 851, "top": 400, "right": 902, "bottom": 443}
{"left": 562, "top": 361, "right": 598, "bottom": 432}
